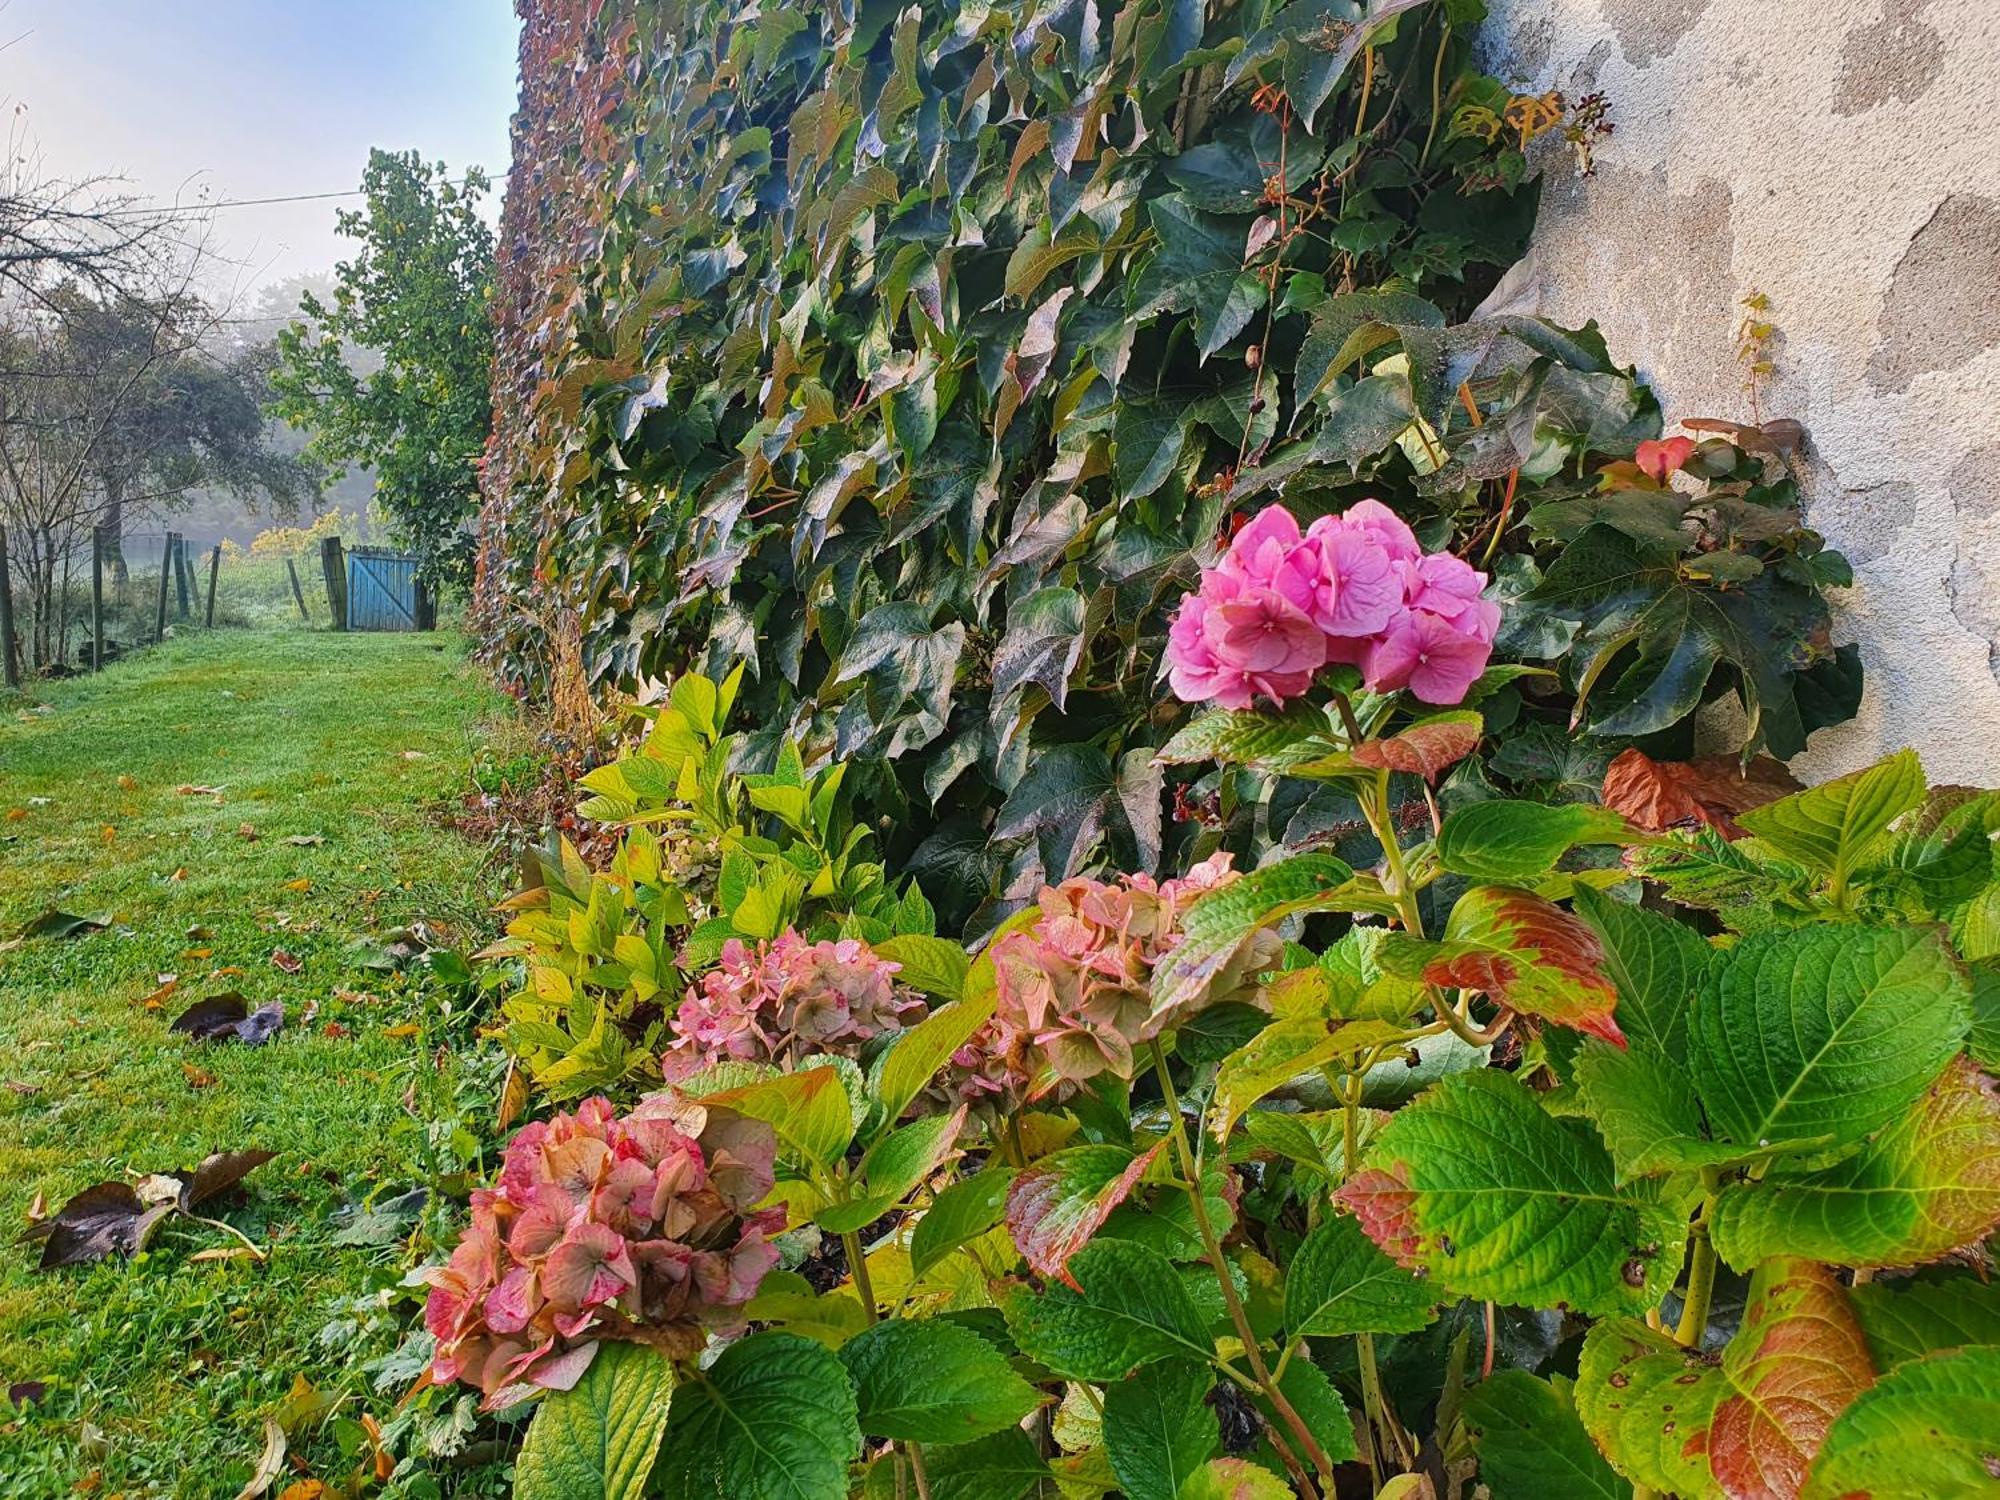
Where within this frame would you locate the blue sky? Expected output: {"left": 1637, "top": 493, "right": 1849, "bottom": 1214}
{"left": 2, "top": 0, "right": 520, "bottom": 294}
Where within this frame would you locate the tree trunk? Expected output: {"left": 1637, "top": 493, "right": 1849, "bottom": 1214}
{"left": 103, "top": 479, "right": 128, "bottom": 592}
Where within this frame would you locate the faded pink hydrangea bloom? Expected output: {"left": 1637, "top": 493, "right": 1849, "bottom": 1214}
{"left": 1165, "top": 501, "right": 1498, "bottom": 709}
{"left": 662, "top": 931, "right": 923, "bottom": 1079}
{"left": 946, "top": 852, "right": 1279, "bottom": 1109}
{"left": 425, "top": 1095, "right": 781, "bottom": 1407}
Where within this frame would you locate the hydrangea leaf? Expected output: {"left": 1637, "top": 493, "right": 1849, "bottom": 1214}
{"left": 1153, "top": 703, "right": 1340, "bottom": 771}
{"left": 1576, "top": 1260, "right": 1875, "bottom": 1500}
{"left": 1709, "top": 1057, "right": 2000, "bottom": 1271}
{"left": 1709, "top": 1260, "right": 1876, "bottom": 1500}
{"left": 655, "top": 1333, "right": 860, "bottom": 1500}
{"left": 1177, "top": 1459, "right": 1294, "bottom": 1500}
{"left": 868, "top": 990, "right": 995, "bottom": 1131}
{"left": 1102, "top": 1360, "right": 1218, "bottom": 1500}
{"left": 1002, "top": 1239, "right": 1213, "bottom": 1381}
{"left": 1436, "top": 799, "right": 1635, "bottom": 883}
{"left": 1347, "top": 711, "right": 1484, "bottom": 784}
{"left": 838, "top": 1318, "right": 1042, "bottom": 1444}
{"left": 919, "top": 1427, "right": 1053, "bottom": 1499}
{"left": 698, "top": 1064, "right": 857, "bottom": 1169}
{"left": 1335, "top": 1069, "right": 1696, "bottom": 1316}
{"left": 1425, "top": 885, "right": 1625, "bottom": 1047}
{"left": 1734, "top": 748, "right": 1925, "bottom": 887}
{"left": 911, "top": 1167, "right": 1017, "bottom": 1278}
{"left": 1574, "top": 1319, "right": 1723, "bottom": 1498}
{"left": 1282, "top": 1214, "right": 1439, "bottom": 1337}
{"left": 1005, "top": 1142, "right": 1164, "bottom": 1286}
{"left": 1800, "top": 1347, "right": 2000, "bottom": 1500}
{"left": 1461, "top": 1371, "right": 1629, "bottom": 1500}
{"left": 514, "top": 1343, "right": 673, "bottom": 1500}
{"left": 1850, "top": 1273, "right": 2000, "bottom": 1370}
{"left": 1210, "top": 1017, "right": 1405, "bottom": 1142}
{"left": 1148, "top": 854, "right": 1358, "bottom": 1026}
{"left": 1690, "top": 926, "right": 1970, "bottom": 1153}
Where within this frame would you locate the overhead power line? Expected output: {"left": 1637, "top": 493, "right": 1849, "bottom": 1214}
{"left": 118, "top": 174, "right": 509, "bottom": 220}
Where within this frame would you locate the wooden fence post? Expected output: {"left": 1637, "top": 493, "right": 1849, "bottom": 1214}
{"left": 91, "top": 525, "right": 105, "bottom": 671}
{"left": 285, "top": 557, "right": 310, "bottom": 622}
{"left": 154, "top": 533, "right": 174, "bottom": 643}
{"left": 173, "top": 537, "right": 192, "bottom": 619}
{"left": 0, "top": 525, "right": 19, "bottom": 690}
{"left": 204, "top": 544, "right": 221, "bottom": 627}
{"left": 320, "top": 536, "right": 347, "bottom": 631}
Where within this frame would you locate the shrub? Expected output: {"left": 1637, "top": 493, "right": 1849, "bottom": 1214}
{"left": 438, "top": 634, "right": 1999, "bottom": 1500}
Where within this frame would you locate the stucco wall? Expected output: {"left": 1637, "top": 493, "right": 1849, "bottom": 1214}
{"left": 1478, "top": 0, "right": 2000, "bottom": 782}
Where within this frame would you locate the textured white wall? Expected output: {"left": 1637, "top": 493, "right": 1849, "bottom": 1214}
{"left": 1478, "top": 0, "right": 2000, "bottom": 782}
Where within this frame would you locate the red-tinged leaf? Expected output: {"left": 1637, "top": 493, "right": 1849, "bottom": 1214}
{"left": 1602, "top": 748, "right": 1800, "bottom": 837}
{"left": 1006, "top": 1141, "right": 1164, "bottom": 1288}
{"left": 1709, "top": 1260, "right": 1875, "bottom": 1500}
{"left": 1349, "top": 712, "right": 1483, "bottom": 784}
{"left": 1334, "top": 1165, "right": 1425, "bottom": 1270}
{"left": 1424, "top": 887, "right": 1625, "bottom": 1047}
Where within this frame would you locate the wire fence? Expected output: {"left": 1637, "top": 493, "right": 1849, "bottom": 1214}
{"left": 0, "top": 525, "right": 338, "bottom": 685}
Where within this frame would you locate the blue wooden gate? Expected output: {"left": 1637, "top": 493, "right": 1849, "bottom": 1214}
{"left": 345, "top": 548, "right": 423, "bottom": 631}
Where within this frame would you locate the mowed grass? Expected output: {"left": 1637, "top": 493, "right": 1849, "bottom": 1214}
{"left": 0, "top": 630, "right": 515, "bottom": 1497}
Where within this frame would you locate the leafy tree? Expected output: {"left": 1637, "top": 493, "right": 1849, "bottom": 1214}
{"left": 270, "top": 150, "right": 494, "bottom": 592}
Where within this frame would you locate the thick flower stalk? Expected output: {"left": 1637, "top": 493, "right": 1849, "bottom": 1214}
{"left": 950, "top": 853, "right": 1277, "bottom": 1107}
{"left": 424, "top": 1094, "right": 782, "bottom": 1406}
{"left": 661, "top": 931, "right": 923, "bottom": 1080}
{"left": 1166, "top": 501, "right": 1499, "bottom": 708}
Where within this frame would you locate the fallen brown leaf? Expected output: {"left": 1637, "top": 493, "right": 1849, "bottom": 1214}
{"left": 182, "top": 1063, "right": 217, "bottom": 1089}
{"left": 270, "top": 950, "right": 302, "bottom": 974}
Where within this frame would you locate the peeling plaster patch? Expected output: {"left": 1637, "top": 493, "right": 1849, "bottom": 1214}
{"left": 1946, "top": 446, "right": 2000, "bottom": 685}
{"left": 1834, "top": 1, "right": 1945, "bottom": 117}
{"left": 1868, "top": 195, "right": 2000, "bottom": 393}
{"left": 1498, "top": 13, "right": 1556, "bottom": 78}
{"left": 1600, "top": 0, "right": 1709, "bottom": 66}
{"left": 1532, "top": 164, "right": 1738, "bottom": 411}
{"left": 1823, "top": 480, "right": 1918, "bottom": 567}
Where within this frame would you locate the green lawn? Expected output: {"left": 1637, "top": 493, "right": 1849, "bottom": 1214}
{"left": 0, "top": 630, "right": 517, "bottom": 1497}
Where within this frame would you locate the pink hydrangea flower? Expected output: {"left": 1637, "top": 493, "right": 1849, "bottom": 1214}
{"left": 945, "top": 853, "right": 1279, "bottom": 1109}
{"left": 1165, "top": 501, "right": 1499, "bottom": 710}
{"left": 424, "top": 1095, "right": 781, "bottom": 1408}
{"left": 662, "top": 931, "right": 923, "bottom": 1079}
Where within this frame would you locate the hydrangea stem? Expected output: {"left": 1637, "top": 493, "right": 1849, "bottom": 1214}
{"left": 844, "top": 1229, "right": 879, "bottom": 1325}
{"left": 1150, "top": 1038, "right": 1333, "bottom": 1495}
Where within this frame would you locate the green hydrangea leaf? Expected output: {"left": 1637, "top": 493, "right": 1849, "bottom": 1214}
{"left": 1801, "top": 1347, "right": 2000, "bottom": 1500}
{"left": 1282, "top": 1214, "right": 1439, "bottom": 1337}
{"left": 1336, "top": 1069, "right": 1696, "bottom": 1316}
{"left": 839, "top": 1318, "right": 1042, "bottom": 1444}
{"left": 655, "top": 1332, "right": 860, "bottom": 1500}
{"left": 1461, "top": 1371, "right": 1630, "bottom": 1499}
{"left": 1709, "top": 1057, "right": 2000, "bottom": 1271}
{"left": 1851, "top": 1273, "right": 2000, "bottom": 1370}
{"left": 1002, "top": 1239, "right": 1213, "bottom": 1381}
{"left": 514, "top": 1343, "right": 675, "bottom": 1500}
{"left": 1735, "top": 748, "right": 1925, "bottom": 886}
{"left": 1436, "top": 799, "right": 1634, "bottom": 883}
{"left": 1691, "top": 925, "right": 1970, "bottom": 1153}
{"left": 919, "top": 1427, "right": 1052, "bottom": 1500}
{"left": 911, "top": 1167, "right": 1017, "bottom": 1278}
{"left": 1101, "top": 1360, "right": 1218, "bottom": 1500}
